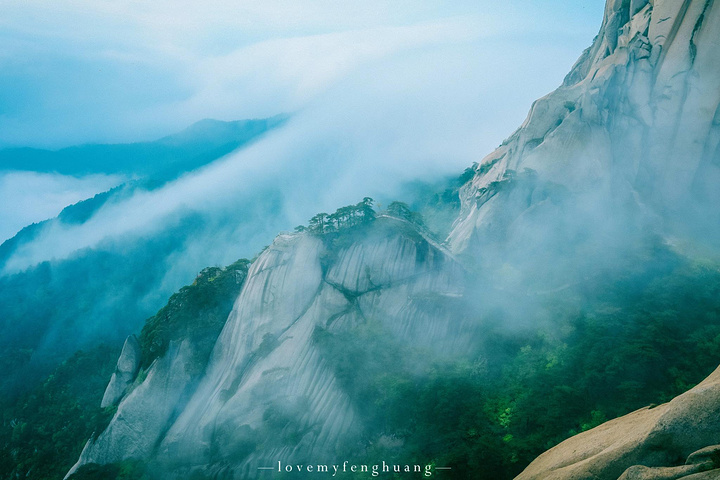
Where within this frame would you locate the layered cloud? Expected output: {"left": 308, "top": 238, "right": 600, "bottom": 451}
{"left": 0, "top": 0, "right": 606, "bottom": 273}
{"left": 3, "top": 28, "right": 598, "bottom": 273}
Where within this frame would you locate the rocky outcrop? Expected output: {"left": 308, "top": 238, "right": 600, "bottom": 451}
{"left": 100, "top": 335, "right": 141, "bottom": 408}
{"left": 68, "top": 219, "right": 468, "bottom": 478}
{"left": 67, "top": 340, "right": 197, "bottom": 478}
{"left": 516, "top": 365, "right": 720, "bottom": 480}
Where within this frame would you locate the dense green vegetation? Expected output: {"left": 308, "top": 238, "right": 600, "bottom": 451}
{"left": 0, "top": 346, "right": 119, "bottom": 480}
{"left": 477, "top": 258, "right": 720, "bottom": 473}
{"left": 0, "top": 216, "right": 208, "bottom": 401}
{"left": 138, "top": 258, "right": 251, "bottom": 371}
{"left": 68, "top": 460, "right": 151, "bottom": 480}
{"left": 313, "top": 249, "right": 720, "bottom": 479}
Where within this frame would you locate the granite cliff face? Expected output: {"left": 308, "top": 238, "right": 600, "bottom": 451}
{"left": 68, "top": 219, "right": 470, "bottom": 478}
{"left": 68, "top": 0, "right": 720, "bottom": 478}
{"left": 449, "top": 0, "right": 720, "bottom": 258}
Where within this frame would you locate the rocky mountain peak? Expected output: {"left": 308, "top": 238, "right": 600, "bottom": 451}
{"left": 449, "top": 0, "right": 720, "bottom": 254}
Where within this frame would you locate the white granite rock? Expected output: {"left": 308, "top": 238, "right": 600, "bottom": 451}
{"left": 100, "top": 335, "right": 141, "bottom": 408}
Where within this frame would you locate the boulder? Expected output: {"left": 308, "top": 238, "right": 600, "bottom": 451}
{"left": 516, "top": 366, "right": 720, "bottom": 480}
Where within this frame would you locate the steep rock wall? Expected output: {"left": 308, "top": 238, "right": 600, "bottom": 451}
{"left": 68, "top": 219, "right": 467, "bottom": 478}
{"left": 449, "top": 0, "right": 720, "bottom": 255}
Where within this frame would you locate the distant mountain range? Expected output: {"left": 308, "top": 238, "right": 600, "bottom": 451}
{"left": 0, "top": 116, "right": 286, "bottom": 179}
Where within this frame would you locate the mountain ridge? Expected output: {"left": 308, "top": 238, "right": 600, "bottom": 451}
{"left": 0, "top": 116, "right": 287, "bottom": 177}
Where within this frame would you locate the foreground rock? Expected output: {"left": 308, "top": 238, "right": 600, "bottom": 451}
{"left": 516, "top": 366, "right": 720, "bottom": 480}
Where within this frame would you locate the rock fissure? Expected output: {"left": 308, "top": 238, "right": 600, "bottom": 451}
{"left": 689, "top": 0, "right": 714, "bottom": 64}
